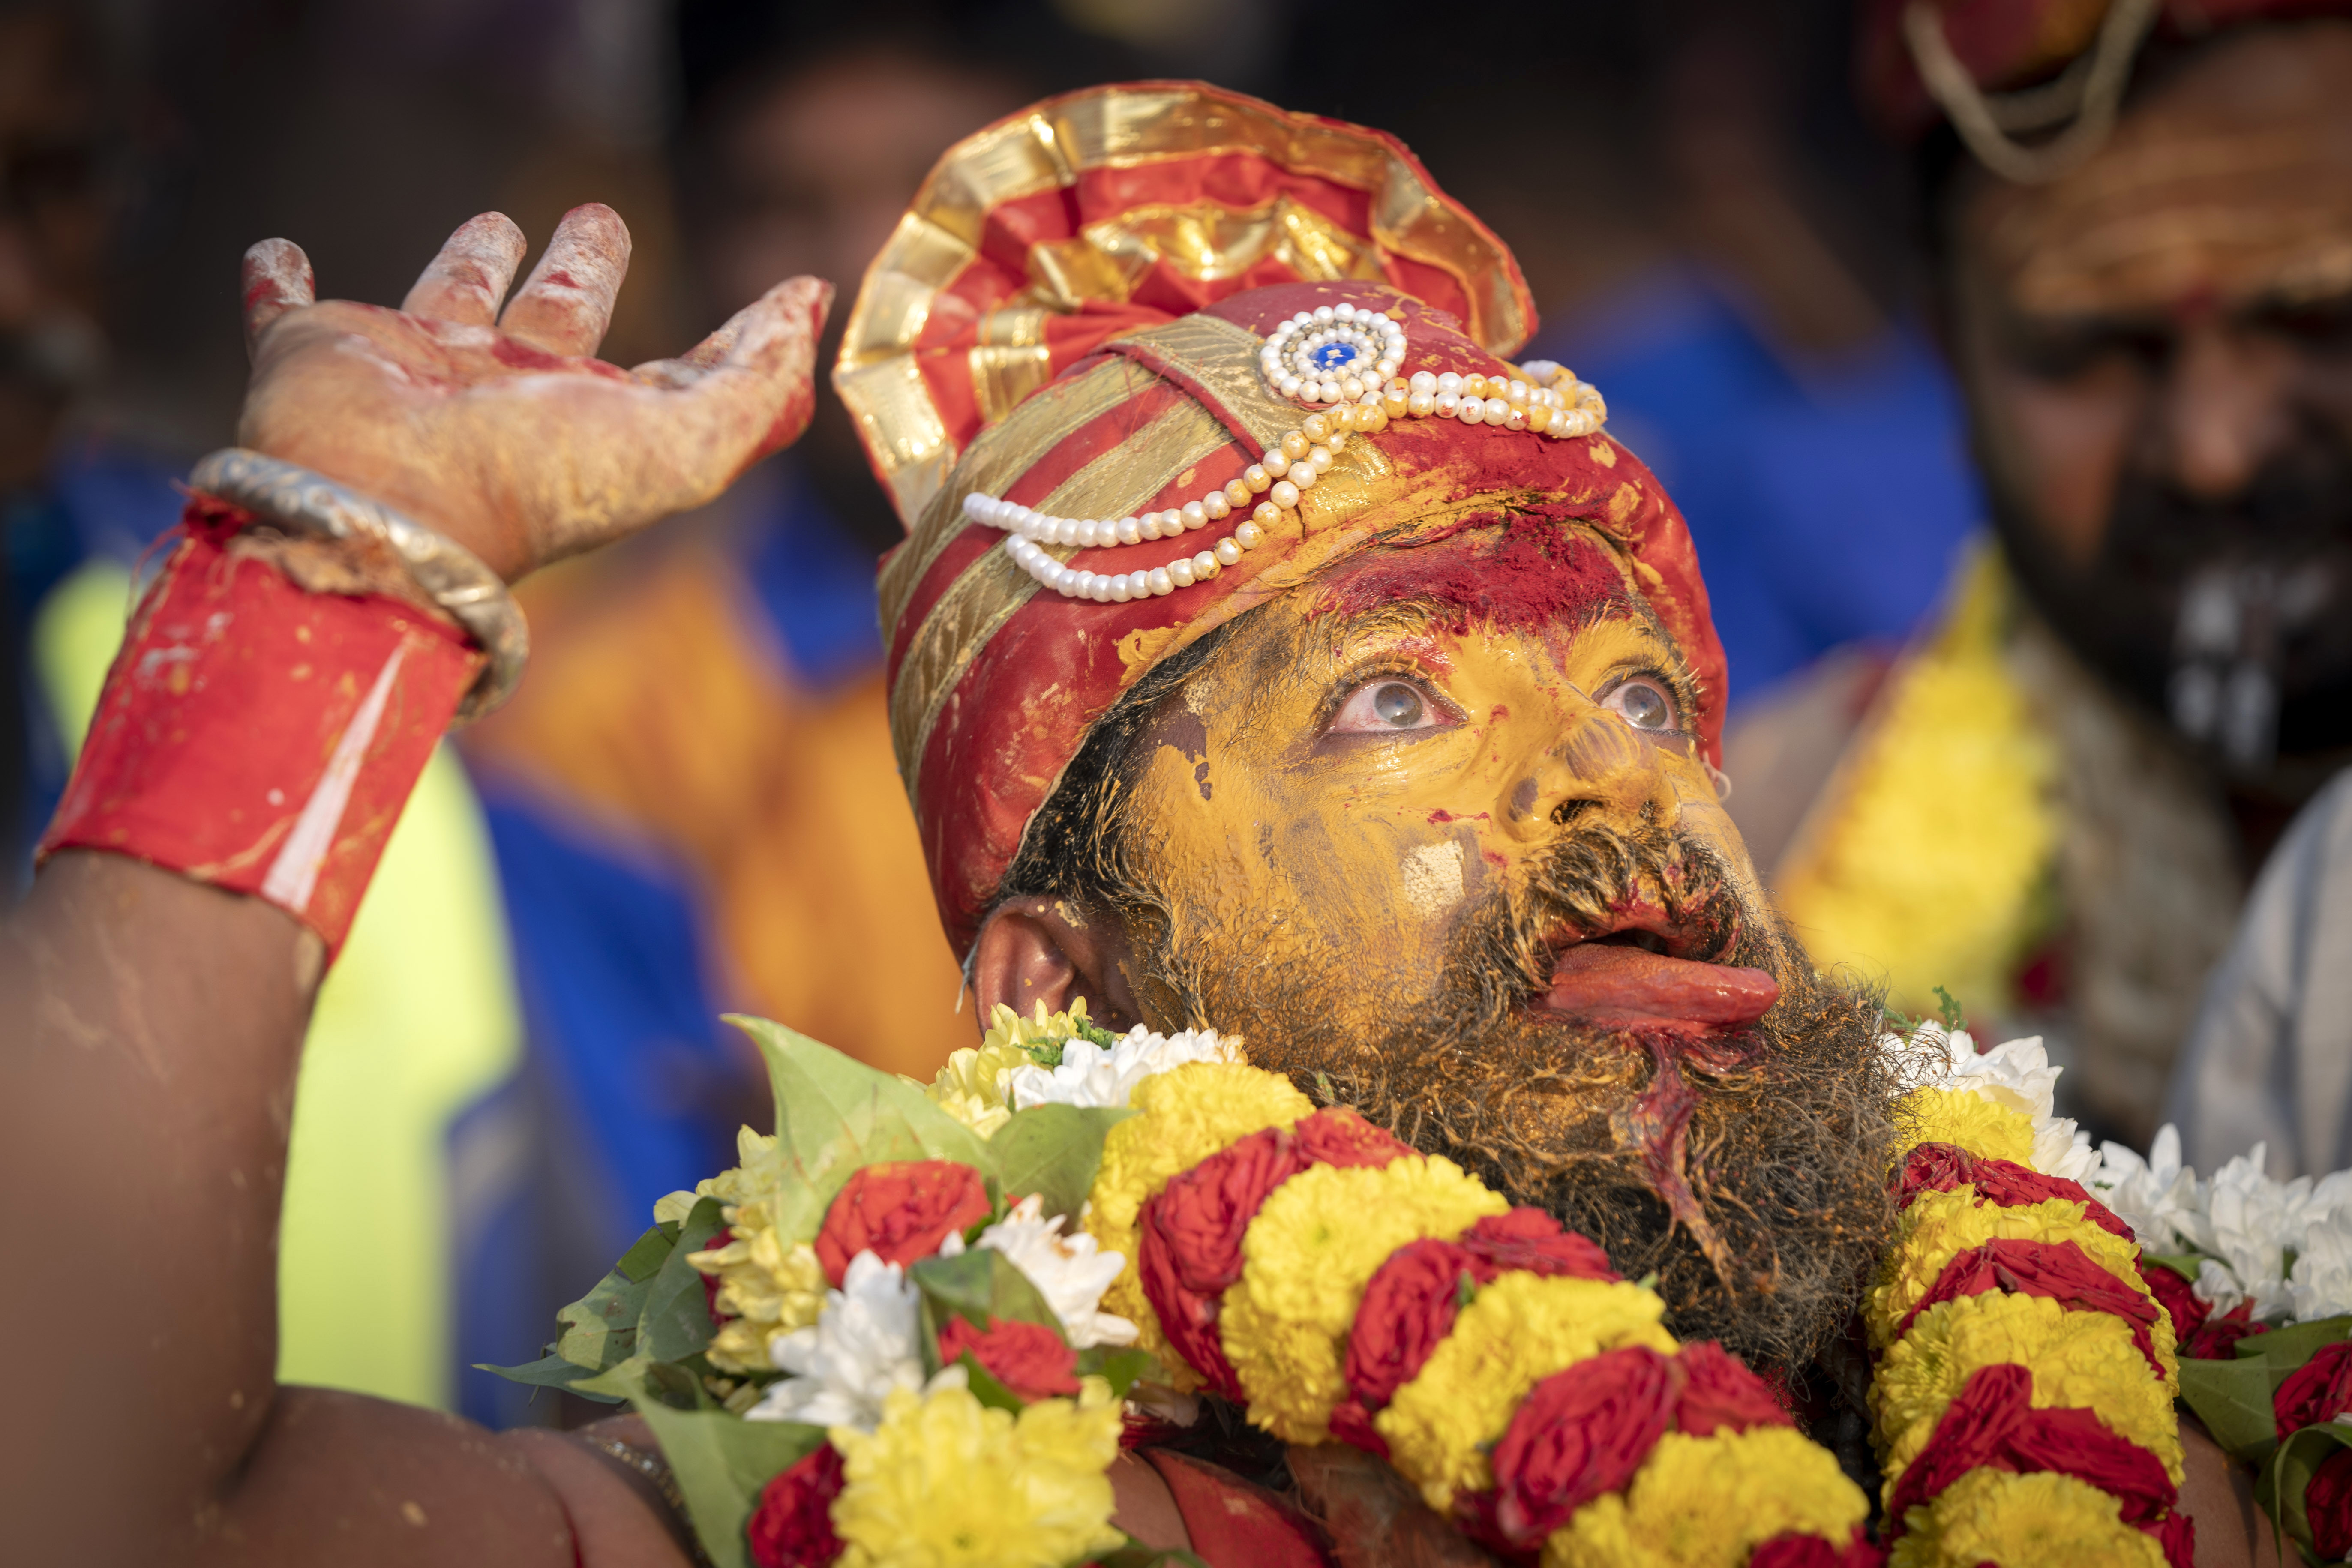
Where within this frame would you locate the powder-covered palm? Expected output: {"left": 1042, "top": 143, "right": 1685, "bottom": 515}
{"left": 234, "top": 204, "right": 829, "bottom": 582}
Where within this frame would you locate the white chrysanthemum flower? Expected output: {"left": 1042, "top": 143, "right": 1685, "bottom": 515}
{"left": 1004, "top": 1025, "right": 1239, "bottom": 1112}
{"left": 978, "top": 1194, "right": 1137, "bottom": 1349}
{"left": 2184, "top": 1145, "right": 2312, "bottom": 1322}
{"left": 747, "top": 1252, "right": 961, "bottom": 1430}
{"left": 2090, "top": 1124, "right": 2207, "bottom": 1256}
{"left": 1898, "top": 1025, "right": 2094, "bottom": 1182}
{"left": 2292, "top": 1211, "right": 2352, "bottom": 1322}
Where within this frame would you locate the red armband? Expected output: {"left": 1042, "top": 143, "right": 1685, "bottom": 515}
{"left": 39, "top": 498, "right": 483, "bottom": 956}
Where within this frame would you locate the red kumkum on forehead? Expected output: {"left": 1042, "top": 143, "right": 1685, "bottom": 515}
{"left": 1312, "top": 515, "right": 1634, "bottom": 635}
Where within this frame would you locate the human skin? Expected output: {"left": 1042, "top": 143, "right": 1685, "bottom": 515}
{"left": 972, "top": 529, "right": 1778, "bottom": 1047}
{"left": 969, "top": 528, "right": 2266, "bottom": 1568}
{"left": 1943, "top": 24, "right": 2352, "bottom": 614}
{"left": 0, "top": 205, "right": 831, "bottom": 1565}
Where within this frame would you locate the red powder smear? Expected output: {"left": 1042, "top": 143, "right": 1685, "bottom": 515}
{"left": 1427, "top": 809, "right": 1489, "bottom": 824}
{"left": 1314, "top": 513, "right": 1629, "bottom": 634}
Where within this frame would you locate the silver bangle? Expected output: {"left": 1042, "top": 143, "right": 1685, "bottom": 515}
{"left": 188, "top": 447, "right": 528, "bottom": 721}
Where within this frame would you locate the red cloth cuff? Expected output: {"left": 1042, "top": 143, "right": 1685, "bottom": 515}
{"left": 39, "top": 499, "right": 481, "bottom": 955}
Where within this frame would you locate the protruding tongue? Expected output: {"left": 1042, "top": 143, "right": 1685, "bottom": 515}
{"left": 1540, "top": 941, "right": 1779, "bottom": 1029}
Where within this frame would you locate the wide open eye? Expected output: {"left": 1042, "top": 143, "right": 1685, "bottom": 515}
{"left": 1331, "top": 678, "right": 1449, "bottom": 734}
{"left": 1603, "top": 676, "right": 1678, "bottom": 732}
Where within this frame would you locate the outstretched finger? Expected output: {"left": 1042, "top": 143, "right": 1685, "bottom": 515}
{"left": 401, "top": 213, "right": 527, "bottom": 325}
{"left": 498, "top": 202, "right": 630, "bottom": 357}
{"left": 241, "top": 239, "right": 315, "bottom": 360}
{"left": 671, "top": 275, "right": 833, "bottom": 467}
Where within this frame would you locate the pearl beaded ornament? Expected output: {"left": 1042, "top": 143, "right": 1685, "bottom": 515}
{"left": 1259, "top": 302, "right": 1406, "bottom": 404}
{"left": 960, "top": 304, "right": 1611, "bottom": 602}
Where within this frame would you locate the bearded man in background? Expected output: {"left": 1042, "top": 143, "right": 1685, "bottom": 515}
{"left": 1769, "top": 0, "right": 2352, "bottom": 1168}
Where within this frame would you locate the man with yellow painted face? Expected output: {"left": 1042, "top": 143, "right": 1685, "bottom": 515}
{"left": 0, "top": 78, "right": 2267, "bottom": 1568}
{"left": 847, "top": 85, "right": 1905, "bottom": 1393}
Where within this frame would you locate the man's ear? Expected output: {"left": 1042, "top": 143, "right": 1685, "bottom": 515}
{"left": 971, "top": 896, "right": 1142, "bottom": 1032}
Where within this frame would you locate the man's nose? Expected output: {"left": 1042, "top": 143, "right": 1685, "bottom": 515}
{"left": 1526, "top": 703, "right": 1680, "bottom": 830}
{"left": 2155, "top": 319, "right": 2295, "bottom": 502}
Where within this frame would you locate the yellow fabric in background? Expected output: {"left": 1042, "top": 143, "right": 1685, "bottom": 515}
{"left": 1772, "top": 545, "right": 2062, "bottom": 1017}
{"left": 34, "top": 561, "right": 521, "bottom": 1409}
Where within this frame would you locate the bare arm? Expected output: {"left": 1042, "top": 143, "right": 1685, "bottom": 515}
{"left": 0, "top": 207, "right": 823, "bottom": 1564}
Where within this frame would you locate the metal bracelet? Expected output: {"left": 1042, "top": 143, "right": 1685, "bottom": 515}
{"left": 187, "top": 447, "right": 528, "bottom": 722}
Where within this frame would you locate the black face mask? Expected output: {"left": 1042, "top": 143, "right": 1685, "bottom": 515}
{"left": 1992, "top": 419, "right": 2352, "bottom": 774}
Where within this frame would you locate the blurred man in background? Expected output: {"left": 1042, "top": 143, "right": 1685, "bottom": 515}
{"left": 1771, "top": 0, "right": 2352, "bottom": 1156}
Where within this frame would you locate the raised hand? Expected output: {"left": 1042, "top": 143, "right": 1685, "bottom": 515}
{"left": 236, "top": 204, "right": 829, "bottom": 582}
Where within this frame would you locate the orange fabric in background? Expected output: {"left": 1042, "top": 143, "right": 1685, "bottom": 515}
{"left": 465, "top": 543, "right": 970, "bottom": 1082}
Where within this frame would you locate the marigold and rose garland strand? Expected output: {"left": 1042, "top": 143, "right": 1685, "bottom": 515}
{"left": 541, "top": 1006, "right": 2254, "bottom": 1568}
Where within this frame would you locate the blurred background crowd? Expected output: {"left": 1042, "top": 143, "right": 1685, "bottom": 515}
{"left": 4, "top": 0, "right": 2347, "bottom": 1428}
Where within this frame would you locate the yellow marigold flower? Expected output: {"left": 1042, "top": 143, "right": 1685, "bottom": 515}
{"left": 1864, "top": 1185, "right": 2161, "bottom": 1374}
{"left": 1378, "top": 1273, "right": 1678, "bottom": 1512}
{"left": 1898, "top": 1087, "right": 2036, "bottom": 1166}
{"left": 1543, "top": 1429, "right": 1868, "bottom": 1568}
{"left": 1220, "top": 1157, "right": 1508, "bottom": 1442}
{"left": 1870, "top": 1292, "right": 2181, "bottom": 1487}
{"left": 666, "top": 1128, "right": 829, "bottom": 1374}
{"left": 1083, "top": 1061, "right": 1313, "bottom": 1387}
{"left": 913, "top": 1040, "right": 1030, "bottom": 1137}
{"left": 830, "top": 1376, "right": 1125, "bottom": 1568}
{"left": 1887, "top": 1466, "right": 2166, "bottom": 1568}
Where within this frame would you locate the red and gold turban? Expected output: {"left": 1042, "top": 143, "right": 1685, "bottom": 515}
{"left": 842, "top": 82, "right": 1725, "bottom": 956}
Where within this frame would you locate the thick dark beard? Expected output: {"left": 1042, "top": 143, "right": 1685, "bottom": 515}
{"left": 1990, "top": 427, "right": 2352, "bottom": 765}
{"left": 1159, "top": 818, "right": 1902, "bottom": 1378}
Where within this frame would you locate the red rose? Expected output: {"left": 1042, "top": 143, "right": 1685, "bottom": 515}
{"left": 1897, "top": 1142, "right": 2135, "bottom": 1236}
{"left": 2307, "top": 1446, "right": 2352, "bottom": 1561}
{"left": 936, "top": 1313, "right": 1080, "bottom": 1402}
{"left": 1458, "top": 1207, "right": 1619, "bottom": 1284}
{"left": 1344, "top": 1237, "right": 1473, "bottom": 1413}
{"left": 1884, "top": 1362, "right": 2175, "bottom": 1536}
{"left": 2152, "top": 1506, "right": 2198, "bottom": 1568}
{"left": 2276, "top": 1342, "right": 2352, "bottom": 1439}
{"left": 1674, "top": 1340, "right": 1793, "bottom": 1436}
{"left": 1895, "top": 1144, "right": 2132, "bottom": 1238}
{"left": 1477, "top": 1345, "right": 1679, "bottom": 1548}
{"left": 2183, "top": 1301, "right": 2271, "bottom": 1360}
{"left": 1290, "top": 1107, "right": 1412, "bottom": 1169}
{"left": 1747, "top": 1531, "right": 1884, "bottom": 1568}
{"left": 746, "top": 1442, "right": 846, "bottom": 1568}
{"left": 1138, "top": 1125, "right": 1306, "bottom": 1399}
{"left": 1897, "top": 1238, "right": 2166, "bottom": 1375}
{"left": 813, "top": 1161, "right": 992, "bottom": 1286}
{"left": 2140, "top": 1260, "right": 2208, "bottom": 1343}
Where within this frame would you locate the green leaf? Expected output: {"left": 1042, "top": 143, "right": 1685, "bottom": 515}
{"left": 548, "top": 1224, "right": 679, "bottom": 1373}
{"left": 952, "top": 1352, "right": 1029, "bottom": 1413}
{"left": 910, "top": 1247, "right": 1069, "bottom": 1378}
{"left": 2142, "top": 1252, "right": 2209, "bottom": 1281}
{"left": 2256, "top": 1421, "right": 2352, "bottom": 1566}
{"left": 987, "top": 1103, "right": 1132, "bottom": 1224}
{"left": 1076, "top": 1345, "right": 1159, "bottom": 1400}
{"left": 2180, "top": 1353, "right": 2287, "bottom": 1464}
{"left": 911, "top": 1246, "right": 1066, "bottom": 1340}
{"left": 472, "top": 1351, "right": 623, "bottom": 1403}
{"left": 574, "top": 1356, "right": 829, "bottom": 1568}
{"left": 725, "top": 1015, "right": 995, "bottom": 1242}
{"left": 2240, "top": 1317, "right": 2352, "bottom": 1369}
{"left": 639, "top": 1197, "right": 729, "bottom": 1364}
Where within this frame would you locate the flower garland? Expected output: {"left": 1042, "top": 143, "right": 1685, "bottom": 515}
{"left": 1871, "top": 1024, "right": 2191, "bottom": 1566}
{"left": 501, "top": 1000, "right": 2352, "bottom": 1566}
